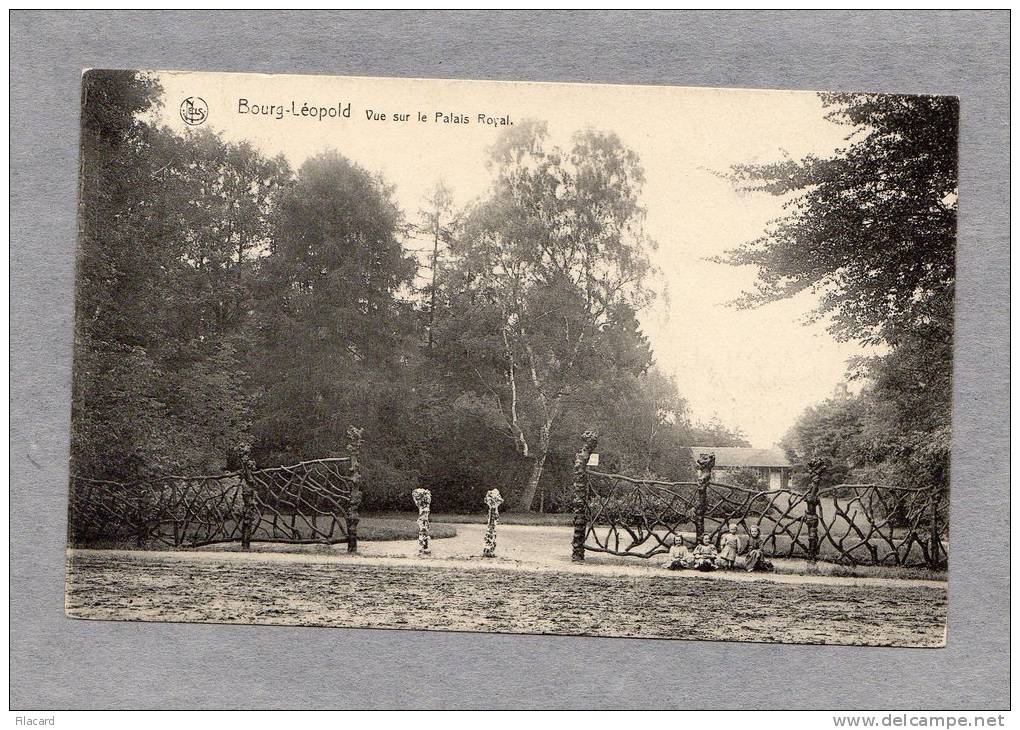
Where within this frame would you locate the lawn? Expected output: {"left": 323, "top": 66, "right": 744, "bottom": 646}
{"left": 369, "top": 510, "right": 574, "bottom": 526}
{"left": 78, "top": 516, "right": 456, "bottom": 551}
{"left": 357, "top": 517, "right": 457, "bottom": 541}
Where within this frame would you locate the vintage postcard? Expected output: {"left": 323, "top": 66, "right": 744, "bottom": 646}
{"left": 66, "top": 70, "right": 954, "bottom": 647}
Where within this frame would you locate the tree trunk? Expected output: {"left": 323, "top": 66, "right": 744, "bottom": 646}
{"left": 517, "top": 418, "right": 553, "bottom": 511}
{"left": 427, "top": 227, "right": 439, "bottom": 350}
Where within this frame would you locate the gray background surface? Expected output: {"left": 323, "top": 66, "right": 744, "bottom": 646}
{"left": 10, "top": 10, "right": 1009, "bottom": 710}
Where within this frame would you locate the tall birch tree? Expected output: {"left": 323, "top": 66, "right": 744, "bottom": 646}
{"left": 447, "top": 121, "right": 656, "bottom": 510}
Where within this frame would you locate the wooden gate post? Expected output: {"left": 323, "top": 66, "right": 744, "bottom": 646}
{"left": 240, "top": 456, "right": 255, "bottom": 551}
{"left": 346, "top": 426, "right": 364, "bottom": 553}
{"left": 695, "top": 453, "right": 715, "bottom": 543}
{"left": 805, "top": 459, "right": 826, "bottom": 563}
{"left": 571, "top": 431, "right": 598, "bottom": 562}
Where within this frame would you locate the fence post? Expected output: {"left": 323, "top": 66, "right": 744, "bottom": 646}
{"left": 805, "top": 459, "right": 826, "bottom": 563}
{"left": 571, "top": 430, "right": 598, "bottom": 562}
{"left": 240, "top": 456, "right": 255, "bottom": 551}
{"left": 695, "top": 453, "right": 715, "bottom": 543}
{"left": 345, "top": 426, "right": 364, "bottom": 554}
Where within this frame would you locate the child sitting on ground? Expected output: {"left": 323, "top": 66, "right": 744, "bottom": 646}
{"left": 692, "top": 534, "right": 719, "bottom": 571}
{"left": 743, "top": 525, "right": 774, "bottom": 573}
{"left": 665, "top": 536, "right": 692, "bottom": 570}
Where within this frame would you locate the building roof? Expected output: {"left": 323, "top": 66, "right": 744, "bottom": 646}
{"left": 687, "top": 446, "right": 792, "bottom": 469}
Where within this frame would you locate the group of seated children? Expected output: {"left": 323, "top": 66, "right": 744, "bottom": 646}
{"left": 666, "top": 524, "right": 774, "bottom": 573}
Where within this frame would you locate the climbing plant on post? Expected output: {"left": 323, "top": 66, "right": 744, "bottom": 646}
{"left": 412, "top": 488, "right": 433, "bottom": 556}
{"left": 805, "top": 459, "right": 827, "bottom": 563}
{"left": 345, "top": 426, "right": 364, "bottom": 553}
{"left": 571, "top": 431, "right": 598, "bottom": 562}
{"left": 695, "top": 452, "right": 715, "bottom": 543}
{"left": 482, "top": 488, "right": 504, "bottom": 557}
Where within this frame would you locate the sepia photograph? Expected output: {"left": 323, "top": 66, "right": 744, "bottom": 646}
{"left": 65, "top": 69, "right": 956, "bottom": 648}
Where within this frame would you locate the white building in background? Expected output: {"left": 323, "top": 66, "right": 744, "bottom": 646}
{"left": 689, "top": 446, "right": 794, "bottom": 490}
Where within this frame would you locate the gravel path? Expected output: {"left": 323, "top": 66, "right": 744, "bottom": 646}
{"left": 65, "top": 548, "right": 946, "bottom": 647}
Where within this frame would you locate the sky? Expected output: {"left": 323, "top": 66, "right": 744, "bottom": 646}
{"left": 155, "top": 70, "right": 870, "bottom": 448}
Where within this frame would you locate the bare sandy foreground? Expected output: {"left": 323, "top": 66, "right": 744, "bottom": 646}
{"left": 65, "top": 524, "right": 947, "bottom": 647}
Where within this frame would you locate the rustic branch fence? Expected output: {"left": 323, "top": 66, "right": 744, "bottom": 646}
{"left": 570, "top": 434, "right": 948, "bottom": 570}
{"left": 68, "top": 429, "right": 365, "bottom": 551}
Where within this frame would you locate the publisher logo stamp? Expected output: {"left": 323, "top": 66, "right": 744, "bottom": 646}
{"left": 180, "top": 97, "right": 208, "bottom": 126}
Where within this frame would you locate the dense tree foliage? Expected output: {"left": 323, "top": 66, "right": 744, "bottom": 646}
{"left": 729, "top": 93, "right": 957, "bottom": 496}
{"left": 73, "top": 71, "right": 290, "bottom": 478}
{"left": 780, "top": 385, "right": 865, "bottom": 488}
{"left": 723, "top": 93, "right": 957, "bottom": 346}
{"left": 250, "top": 151, "right": 418, "bottom": 489}
{"left": 72, "top": 71, "right": 752, "bottom": 511}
